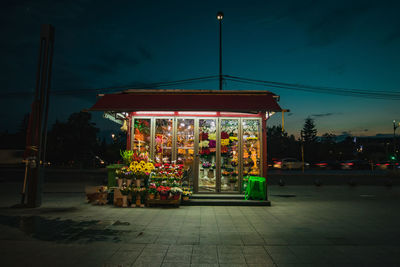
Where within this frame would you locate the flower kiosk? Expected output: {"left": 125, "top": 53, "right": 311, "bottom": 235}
{"left": 90, "top": 90, "right": 283, "bottom": 205}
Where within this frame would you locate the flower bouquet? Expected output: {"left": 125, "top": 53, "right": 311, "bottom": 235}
{"left": 147, "top": 183, "right": 157, "bottom": 200}
{"left": 170, "top": 187, "right": 183, "bottom": 200}
{"left": 182, "top": 187, "right": 192, "bottom": 201}
{"left": 139, "top": 187, "right": 147, "bottom": 207}
{"left": 120, "top": 184, "right": 131, "bottom": 208}
{"left": 157, "top": 185, "right": 171, "bottom": 200}
{"left": 202, "top": 162, "right": 212, "bottom": 169}
{"left": 222, "top": 170, "right": 230, "bottom": 176}
{"left": 129, "top": 159, "right": 154, "bottom": 186}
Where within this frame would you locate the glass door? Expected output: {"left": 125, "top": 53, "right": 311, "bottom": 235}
{"left": 220, "top": 119, "right": 240, "bottom": 192}
{"left": 242, "top": 119, "right": 261, "bottom": 177}
{"left": 176, "top": 119, "right": 195, "bottom": 187}
{"left": 198, "top": 119, "right": 217, "bottom": 192}
{"left": 132, "top": 118, "right": 151, "bottom": 156}
{"left": 154, "top": 118, "right": 173, "bottom": 164}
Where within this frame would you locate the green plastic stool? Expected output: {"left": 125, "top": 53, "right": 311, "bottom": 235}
{"left": 244, "top": 176, "right": 266, "bottom": 201}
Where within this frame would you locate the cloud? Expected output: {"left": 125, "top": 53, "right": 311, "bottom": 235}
{"left": 244, "top": 0, "right": 394, "bottom": 47}
{"left": 311, "top": 112, "right": 336, "bottom": 118}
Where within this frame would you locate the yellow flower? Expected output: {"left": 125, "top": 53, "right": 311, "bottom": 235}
{"left": 146, "top": 162, "right": 154, "bottom": 170}
{"left": 208, "top": 133, "right": 216, "bottom": 140}
{"left": 229, "top": 136, "right": 238, "bottom": 141}
{"left": 221, "top": 139, "right": 230, "bottom": 146}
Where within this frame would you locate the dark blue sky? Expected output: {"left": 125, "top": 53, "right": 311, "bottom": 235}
{"left": 1, "top": 0, "right": 399, "bottom": 138}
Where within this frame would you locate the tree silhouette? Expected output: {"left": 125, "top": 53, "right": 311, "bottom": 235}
{"left": 267, "top": 125, "right": 298, "bottom": 160}
{"left": 47, "top": 112, "right": 99, "bottom": 167}
{"left": 301, "top": 117, "right": 317, "bottom": 143}
{"left": 301, "top": 117, "right": 318, "bottom": 162}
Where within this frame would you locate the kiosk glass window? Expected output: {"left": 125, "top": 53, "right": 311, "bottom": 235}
{"left": 242, "top": 119, "right": 261, "bottom": 176}
{"left": 154, "top": 119, "right": 173, "bottom": 164}
{"left": 198, "top": 119, "right": 217, "bottom": 192}
{"left": 133, "top": 118, "right": 151, "bottom": 156}
{"left": 220, "top": 119, "right": 239, "bottom": 191}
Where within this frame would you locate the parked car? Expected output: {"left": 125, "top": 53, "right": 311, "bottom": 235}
{"left": 375, "top": 161, "right": 400, "bottom": 170}
{"left": 273, "top": 158, "right": 309, "bottom": 170}
{"left": 313, "top": 160, "right": 341, "bottom": 170}
{"left": 340, "top": 160, "right": 371, "bottom": 170}
{"left": 268, "top": 158, "right": 280, "bottom": 168}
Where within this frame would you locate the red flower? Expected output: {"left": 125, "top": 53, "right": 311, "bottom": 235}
{"left": 221, "top": 131, "right": 229, "bottom": 139}
{"left": 200, "top": 148, "right": 210, "bottom": 155}
{"left": 200, "top": 132, "right": 209, "bottom": 140}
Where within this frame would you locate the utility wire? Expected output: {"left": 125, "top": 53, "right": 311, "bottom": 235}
{"left": 0, "top": 75, "right": 219, "bottom": 98}
{"left": 225, "top": 75, "right": 400, "bottom": 100}
{"left": 1, "top": 74, "right": 399, "bottom": 100}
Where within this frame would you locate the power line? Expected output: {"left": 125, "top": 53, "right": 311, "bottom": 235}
{"left": 1, "top": 74, "right": 399, "bottom": 100}
{"left": 0, "top": 75, "right": 220, "bottom": 98}
{"left": 225, "top": 75, "right": 400, "bottom": 100}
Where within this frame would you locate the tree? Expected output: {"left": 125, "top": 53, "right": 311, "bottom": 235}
{"left": 301, "top": 117, "right": 318, "bottom": 162}
{"left": 319, "top": 133, "right": 337, "bottom": 160}
{"left": 267, "top": 125, "right": 299, "bottom": 160}
{"left": 301, "top": 117, "right": 317, "bottom": 143}
{"left": 46, "top": 112, "right": 100, "bottom": 167}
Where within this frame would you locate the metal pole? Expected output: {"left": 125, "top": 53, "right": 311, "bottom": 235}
{"left": 24, "top": 24, "right": 55, "bottom": 208}
{"left": 393, "top": 120, "right": 397, "bottom": 155}
{"left": 219, "top": 19, "right": 222, "bottom": 90}
{"left": 301, "top": 130, "right": 305, "bottom": 173}
{"left": 217, "top": 11, "right": 224, "bottom": 91}
{"left": 261, "top": 112, "right": 268, "bottom": 200}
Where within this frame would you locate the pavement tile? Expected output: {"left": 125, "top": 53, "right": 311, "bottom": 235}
{"left": 189, "top": 264, "right": 219, "bottom": 267}
{"left": 218, "top": 253, "right": 246, "bottom": 264}
{"left": 2, "top": 185, "right": 400, "bottom": 266}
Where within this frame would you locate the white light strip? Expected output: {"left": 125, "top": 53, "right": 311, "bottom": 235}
{"left": 135, "top": 111, "right": 175, "bottom": 115}
{"left": 116, "top": 112, "right": 126, "bottom": 119}
{"left": 178, "top": 111, "right": 217, "bottom": 115}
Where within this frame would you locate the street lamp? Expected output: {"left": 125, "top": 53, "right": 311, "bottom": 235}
{"left": 393, "top": 120, "right": 399, "bottom": 156}
{"left": 217, "top": 11, "right": 224, "bottom": 91}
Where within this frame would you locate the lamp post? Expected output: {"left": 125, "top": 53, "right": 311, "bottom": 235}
{"left": 393, "top": 120, "right": 399, "bottom": 156}
{"left": 217, "top": 11, "right": 224, "bottom": 91}
{"left": 300, "top": 130, "right": 305, "bottom": 173}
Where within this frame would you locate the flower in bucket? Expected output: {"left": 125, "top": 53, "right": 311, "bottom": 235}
{"left": 129, "top": 160, "right": 155, "bottom": 180}
{"left": 157, "top": 185, "right": 171, "bottom": 200}
{"left": 170, "top": 187, "right": 183, "bottom": 195}
{"left": 157, "top": 185, "right": 171, "bottom": 195}
{"left": 182, "top": 188, "right": 192, "bottom": 196}
{"left": 120, "top": 184, "right": 131, "bottom": 195}
{"left": 202, "top": 162, "right": 211, "bottom": 168}
{"left": 148, "top": 183, "right": 157, "bottom": 195}
{"left": 182, "top": 187, "right": 192, "bottom": 200}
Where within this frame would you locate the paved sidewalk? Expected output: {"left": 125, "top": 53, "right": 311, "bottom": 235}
{"left": 0, "top": 184, "right": 400, "bottom": 266}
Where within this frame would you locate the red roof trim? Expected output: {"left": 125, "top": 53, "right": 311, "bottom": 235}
{"left": 90, "top": 90, "right": 282, "bottom": 112}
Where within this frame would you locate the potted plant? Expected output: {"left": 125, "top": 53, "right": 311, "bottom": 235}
{"left": 157, "top": 185, "right": 170, "bottom": 200}
{"left": 139, "top": 187, "right": 147, "bottom": 207}
{"left": 120, "top": 184, "right": 131, "bottom": 208}
{"left": 182, "top": 187, "right": 192, "bottom": 201}
{"left": 170, "top": 187, "right": 183, "bottom": 200}
{"left": 148, "top": 183, "right": 157, "bottom": 200}
{"left": 115, "top": 168, "right": 123, "bottom": 187}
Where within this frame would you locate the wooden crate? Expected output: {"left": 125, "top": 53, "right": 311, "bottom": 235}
{"left": 85, "top": 186, "right": 108, "bottom": 205}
